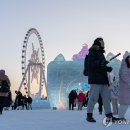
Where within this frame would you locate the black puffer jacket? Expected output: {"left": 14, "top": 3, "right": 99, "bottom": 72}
{"left": 68, "top": 90, "right": 77, "bottom": 102}
{"left": 87, "top": 45, "right": 111, "bottom": 85}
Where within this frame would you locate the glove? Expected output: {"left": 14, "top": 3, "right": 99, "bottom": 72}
{"left": 104, "top": 60, "right": 109, "bottom": 65}
{"left": 100, "top": 60, "right": 109, "bottom": 67}
{"left": 106, "top": 66, "right": 112, "bottom": 72}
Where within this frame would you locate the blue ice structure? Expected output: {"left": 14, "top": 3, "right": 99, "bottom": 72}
{"left": 32, "top": 98, "right": 50, "bottom": 109}
{"left": 47, "top": 54, "right": 88, "bottom": 109}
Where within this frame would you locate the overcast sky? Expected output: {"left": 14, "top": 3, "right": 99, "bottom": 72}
{"left": 0, "top": 0, "right": 130, "bottom": 97}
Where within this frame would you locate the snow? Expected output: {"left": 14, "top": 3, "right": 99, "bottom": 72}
{"left": 0, "top": 108, "right": 130, "bottom": 130}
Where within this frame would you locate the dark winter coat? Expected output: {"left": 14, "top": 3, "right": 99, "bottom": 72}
{"left": 23, "top": 96, "right": 28, "bottom": 104}
{"left": 86, "top": 45, "right": 111, "bottom": 85}
{"left": 27, "top": 97, "right": 32, "bottom": 104}
{"left": 15, "top": 91, "right": 23, "bottom": 106}
{"left": 68, "top": 90, "right": 77, "bottom": 102}
{"left": 0, "top": 74, "right": 11, "bottom": 97}
{"left": 3, "top": 91, "right": 12, "bottom": 107}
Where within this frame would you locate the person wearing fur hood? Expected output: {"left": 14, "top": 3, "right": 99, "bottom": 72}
{"left": 118, "top": 51, "right": 130, "bottom": 120}
{"left": 86, "top": 37, "right": 117, "bottom": 122}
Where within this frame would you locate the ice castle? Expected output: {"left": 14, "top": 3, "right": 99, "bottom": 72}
{"left": 47, "top": 44, "right": 89, "bottom": 108}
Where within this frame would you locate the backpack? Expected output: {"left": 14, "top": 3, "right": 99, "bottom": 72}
{"left": 83, "top": 55, "right": 88, "bottom": 76}
{"left": 0, "top": 80, "right": 10, "bottom": 92}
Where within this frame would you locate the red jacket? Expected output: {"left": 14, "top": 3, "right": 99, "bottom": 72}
{"left": 77, "top": 93, "right": 86, "bottom": 102}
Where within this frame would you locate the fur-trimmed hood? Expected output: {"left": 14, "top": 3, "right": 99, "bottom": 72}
{"left": 89, "top": 44, "right": 105, "bottom": 53}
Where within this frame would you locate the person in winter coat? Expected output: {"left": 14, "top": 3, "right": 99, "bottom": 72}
{"left": 118, "top": 51, "right": 130, "bottom": 121}
{"left": 0, "top": 69, "right": 11, "bottom": 114}
{"left": 14, "top": 91, "right": 24, "bottom": 110}
{"left": 68, "top": 90, "right": 77, "bottom": 110}
{"left": 23, "top": 95, "right": 28, "bottom": 110}
{"left": 27, "top": 96, "right": 32, "bottom": 110}
{"left": 85, "top": 38, "right": 117, "bottom": 122}
{"left": 77, "top": 91, "right": 86, "bottom": 110}
{"left": 109, "top": 75, "right": 119, "bottom": 115}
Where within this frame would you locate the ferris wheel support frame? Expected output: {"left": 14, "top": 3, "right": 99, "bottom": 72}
{"left": 18, "top": 62, "right": 46, "bottom": 98}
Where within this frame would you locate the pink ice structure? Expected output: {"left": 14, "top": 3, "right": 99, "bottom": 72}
{"left": 72, "top": 43, "right": 89, "bottom": 61}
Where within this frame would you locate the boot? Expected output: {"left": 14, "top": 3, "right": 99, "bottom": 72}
{"left": 86, "top": 113, "right": 96, "bottom": 122}
{"left": 0, "top": 110, "right": 2, "bottom": 115}
{"left": 0, "top": 107, "right": 3, "bottom": 115}
{"left": 106, "top": 113, "right": 118, "bottom": 122}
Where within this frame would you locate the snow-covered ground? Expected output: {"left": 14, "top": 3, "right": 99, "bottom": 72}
{"left": 0, "top": 108, "right": 130, "bottom": 130}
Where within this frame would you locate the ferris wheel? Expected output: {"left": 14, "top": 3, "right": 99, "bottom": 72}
{"left": 18, "top": 28, "right": 47, "bottom": 98}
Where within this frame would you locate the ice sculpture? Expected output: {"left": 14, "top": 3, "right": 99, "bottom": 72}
{"left": 72, "top": 43, "right": 89, "bottom": 61}
{"left": 47, "top": 54, "right": 88, "bottom": 108}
